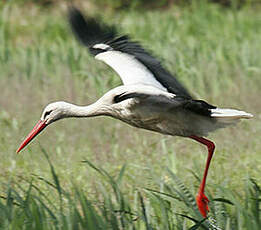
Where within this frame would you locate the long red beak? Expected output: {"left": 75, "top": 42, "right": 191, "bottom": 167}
{"left": 16, "top": 120, "right": 47, "bottom": 154}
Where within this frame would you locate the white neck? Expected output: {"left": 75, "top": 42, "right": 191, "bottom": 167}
{"left": 63, "top": 101, "right": 106, "bottom": 118}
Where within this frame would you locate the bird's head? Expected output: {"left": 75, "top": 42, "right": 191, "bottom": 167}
{"left": 41, "top": 102, "right": 73, "bottom": 125}
{"left": 16, "top": 86, "right": 139, "bottom": 154}
{"left": 16, "top": 101, "right": 71, "bottom": 154}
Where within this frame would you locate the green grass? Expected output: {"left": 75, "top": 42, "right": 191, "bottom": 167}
{"left": 1, "top": 149, "right": 261, "bottom": 229}
{"left": 0, "top": 1, "right": 261, "bottom": 229}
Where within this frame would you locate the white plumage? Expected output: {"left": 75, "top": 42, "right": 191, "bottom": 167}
{"left": 95, "top": 50, "right": 167, "bottom": 91}
{"left": 211, "top": 108, "right": 253, "bottom": 118}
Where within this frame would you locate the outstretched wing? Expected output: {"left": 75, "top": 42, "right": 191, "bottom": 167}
{"left": 68, "top": 7, "right": 192, "bottom": 99}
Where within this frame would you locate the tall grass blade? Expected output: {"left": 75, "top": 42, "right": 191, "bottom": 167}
{"left": 139, "top": 192, "right": 153, "bottom": 230}
{"left": 167, "top": 169, "right": 199, "bottom": 214}
{"left": 188, "top": 217, "right": 207, "bottom": 230}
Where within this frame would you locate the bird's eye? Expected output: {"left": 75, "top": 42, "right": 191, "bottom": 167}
{"left": 44, "top": 110, "right": 52, "bottom": 119}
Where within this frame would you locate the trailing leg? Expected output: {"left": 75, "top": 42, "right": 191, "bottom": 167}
{"left": 190, "top": 135, "right": 215, "bottom": 217}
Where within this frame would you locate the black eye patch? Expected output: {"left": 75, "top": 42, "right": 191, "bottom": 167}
{"left": 44, "top": 110, "right": 52, "bottom": 119}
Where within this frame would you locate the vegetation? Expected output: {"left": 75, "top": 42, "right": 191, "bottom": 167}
{"left": 1, "top": 150, "right": 261, "bottom": 229}
{"left": 6, "top": 0, "right": 259, "bottom": 10}
{"left": 0, "top": 1, "right": 260, "bottom": 229}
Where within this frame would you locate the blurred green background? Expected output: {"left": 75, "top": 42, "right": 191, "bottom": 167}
{"left": 0, "top": 0, "right": 260, "bottom": 229}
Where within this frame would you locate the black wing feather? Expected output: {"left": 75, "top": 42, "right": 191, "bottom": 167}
{"left": 114, "top": 91, "right": 216, "bottom": 117}
{"left": 114, "top": 92, "right": 148, "bottom": 103}
{"left": 69, "top": 7, "right": 192, "bottom": 99}
{"left": 107, "top": 37, "right": 192, "bottom": 99}
{"left": 177, "top": 97, "right": 216, "bottom": 116}
{"left": 68, "top": 7, "right": 116, "bottom": 47}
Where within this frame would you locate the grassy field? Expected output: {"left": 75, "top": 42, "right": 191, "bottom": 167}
{"left": 0, "top": 1, "right": 261, "bottom": 229}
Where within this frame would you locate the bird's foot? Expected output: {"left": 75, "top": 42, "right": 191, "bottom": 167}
{"left": 196, "top": 192, "right": 209, "bottom": 218}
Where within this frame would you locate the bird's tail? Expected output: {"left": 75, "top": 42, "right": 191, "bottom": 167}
{"left": 192, "top": 108, "right": 252, "bottom": 136}
{"left": 211, "top": 108, "right": 253, "bottom": 123}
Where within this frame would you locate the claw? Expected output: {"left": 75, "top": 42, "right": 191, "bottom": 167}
{"left": 196, "top": 192, "right": 209, "bottom": 218}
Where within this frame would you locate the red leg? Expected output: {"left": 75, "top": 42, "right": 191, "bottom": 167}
{"left": 189, "top": 135, "right": 215, "bottom": 218}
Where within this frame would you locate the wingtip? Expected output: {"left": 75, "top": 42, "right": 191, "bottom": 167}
{"left": 67, "top": 6, "right": 91, "bottom": 46}
{"left": 68, "top": 6, "right": 82, "bottom": 20}
{"left": 68, "top": 6, "right": 85, "bottom": 27}
{"left": 68, "top": 7, "right": 119, "bottom": 53}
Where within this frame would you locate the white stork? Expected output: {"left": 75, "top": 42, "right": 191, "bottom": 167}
{"left": 17, "top": 8, "right": 253, "bottom": 217}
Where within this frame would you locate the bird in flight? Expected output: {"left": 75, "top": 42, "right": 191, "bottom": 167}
{"left": 17, "top": 7, "right": 253, "bottom": 218}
